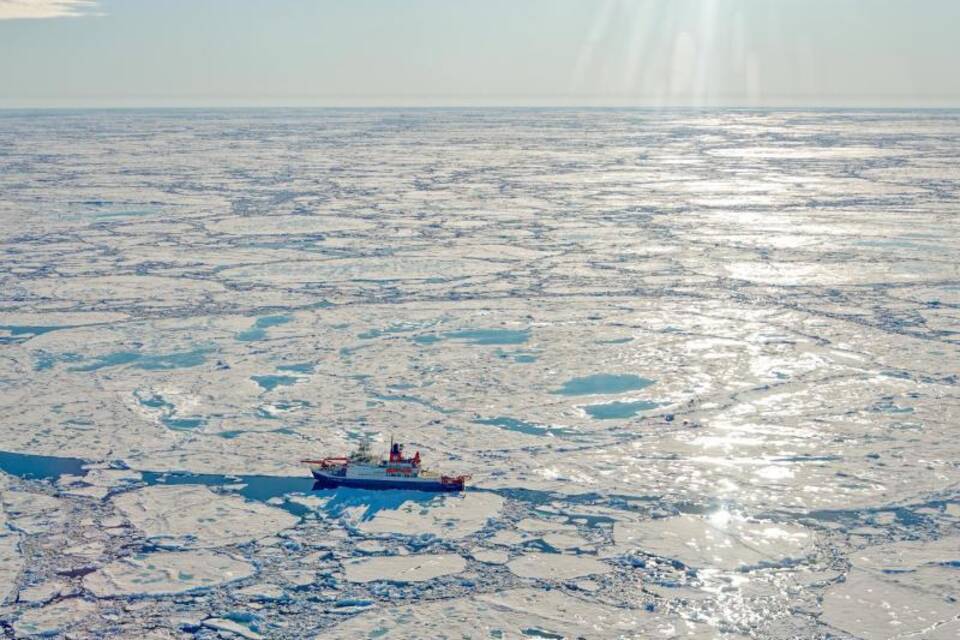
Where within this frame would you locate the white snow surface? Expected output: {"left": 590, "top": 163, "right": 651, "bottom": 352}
{"left": 112, "top": 485, "right": 297, "bottom": 548}
{"left": 342, "top": 554, "right": 467, "bottom": 583}
{"left": 83, "top": 550, "right": 255, "bottom": 597}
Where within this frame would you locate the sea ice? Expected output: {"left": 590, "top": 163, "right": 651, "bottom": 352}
{"left": 507, "top": 552, "right": 610, "bottom": 580}
{"left": 12, "top": 598, "right": 96, "bottom": 638}
{"left": 1, "top": 108, "right": 958, "bottom": 639}
{"left": 112, "top": 485, "right": 297, "bottom": 548}
{"left": 354, "top": 492, "right": 503, "bottom": 539}
{"left": 16, "top": 580, "right": 71, "bottom": 605}
{"left": 202, "top": 617, "right": 264, "bottom": 640}
{"left": 849, "top": 536, "right": 960, "bottom": 573}
{"left": 821, "top": 570, "right": 959, "bottom": 640}
{"left": 0, "top": 489, "right": 64, "bottom": 536}
{"left": 83, "top": 550, "right": 255, "bottom": 597}
{"left": 470, "top": 549, "right": 509, "bottom": 564}
{"left": 612, "top": 514, "right": 815, "bottom": 570}
{"left": 342, "top": 554, "right": 466, "bottom": 583}
{"left": 0, "top": 533, "right": 22, "bottom": 604}
{"left": 323, "top": 588, "right": 721, "bottom": 639}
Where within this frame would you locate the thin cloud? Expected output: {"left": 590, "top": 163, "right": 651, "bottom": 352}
{"left": 0, "top": 0, "right": 98, "bottom": 20}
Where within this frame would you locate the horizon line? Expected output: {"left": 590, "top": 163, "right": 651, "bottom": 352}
{"left": 2, "top": 104, "right": 960, "bottom": 111}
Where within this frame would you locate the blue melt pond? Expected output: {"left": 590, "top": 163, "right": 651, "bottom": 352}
{"left": 237, "top": 315, "right": 291, "bottom": 341}
{"left": 34, "top": 352, "right": 83, "bottom": 371}
{"left": 0, "top": 325, "right": 74, "bottom": 344}
{"left": 522, "top": 628, "right": 564, "bottom": 640}
{"left": 252, "top": 375, "right": 299, "bottom": 391}
{"left": 138, "top": 394, "right": 173, "bottom": 411}
{"left": 277, "top": 362, "right": 313, "bottom": 374}
{"left": 415, "top": 328, "right": 530, "bottom": 346}
{"left": 0, "top": 450, "right": 87, "bottom": 481}
{"left": 583, "top": 400, "right": 661, "bottom": 420}
{"left": 68, "top": 348, "right": 212, "bottom": 372}
{"left": 475, "top": 417, "right": 576, "bottom": 437}
{"left": 0, "top": 325, "right": 67, "bottom": 336}
{"left": 496, "top": 349, "right": 538, "bottom": 363}
{"left": 358, "top": 323, "right": 424, "bottom": 340}
{"left": 555, "top": 373, "right": 654, "bottom": 396}
{"left": 162, "top": 417, "right": 205, "bottom": 431}
{"left": 445, "top": 329, "right": 530, "bottom": 345}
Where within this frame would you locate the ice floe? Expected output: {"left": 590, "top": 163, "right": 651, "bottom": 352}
{"left": 507, "top": 552, "right": 610, "bottom": 580}
{"left": 0, "top": 533, "right": 22, "bottom": 604}
{"left": 342, "top": 554, "right": 467, "bottom": 583}
{"left": 112, "top": 485, "right": 297, "bottom": 548}
{"left": 12, "top": 598, "right": 96, "bottom": 638}
{"left": 612, "top": 514, "right": 815, "bottom": 570}
{"left": 821, "top": 570, "right": 959, "bottom": 640}
{"left": 354, "top": 492, "right": 503, "bottom": 539}
{"left": 820, "top": 536, "right": 960, "bottom": 639}
{"left": 323, "top": 588, "right": 722, "bottom": 639}
{"left": 83, "top": 550, "right": 255, "bottom": 597}
{"left": 470, "top": 549, "right": 509, "bottom": 565}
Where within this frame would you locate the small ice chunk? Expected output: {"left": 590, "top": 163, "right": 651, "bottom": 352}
{"left": 281, "top": 569, "right": 316, "bottom": 588}
{"left": 489, "top": 530, "right": 525, "bottom": 546}
{"left": 203, "top": 617, "right": 263, "bottom": 640}
{"left": 62, "top": 485, "right": 111, "bottom": 499}
{"left": 354, "top": 541, "right": 386, "bottom": 554}
{"left": 471, "top": 549, "right": 509, "bottom": 565}
{"left": 542, "top": 532, "right": 593, "bottom": 551}
{"left": 237, "top": 584, "right": 286, "bottom": 601}
{"left": 64, "top": 541, "right": 105, "bottom": 558}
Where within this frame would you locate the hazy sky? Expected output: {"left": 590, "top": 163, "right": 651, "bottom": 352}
{"left": 1, "top": 0, "right": 958, "bottom": 108}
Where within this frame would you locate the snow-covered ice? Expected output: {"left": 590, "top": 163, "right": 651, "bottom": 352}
{"left": 611, "top": 514, "right": 816, "bottom": 569}
{"left": 507, "top": 552, "right": 610, "bottom": 580}
{"left": 12, "top": 598, "right": 97, "bottom": 638}
{"left": 83, "top": 550, "right": 256, "bottom": 597}
{"left": 354, "top": 492, "right": 503, "bottom": 538}
{"left": 112, "top": 484, "right": 297, "bottom": 548}
{"left": 343, "top": 554, "right": 467, "bottom": 583}
{"left": 324, "top": 588, "right": 725, "bottom": 639}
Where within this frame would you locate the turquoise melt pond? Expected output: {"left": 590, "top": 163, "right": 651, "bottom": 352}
{"left": 583, "top": 400, "right": 661, "bottom": 420}
{"left": 555, "top": 374, "right": 654, "bottom": 396}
